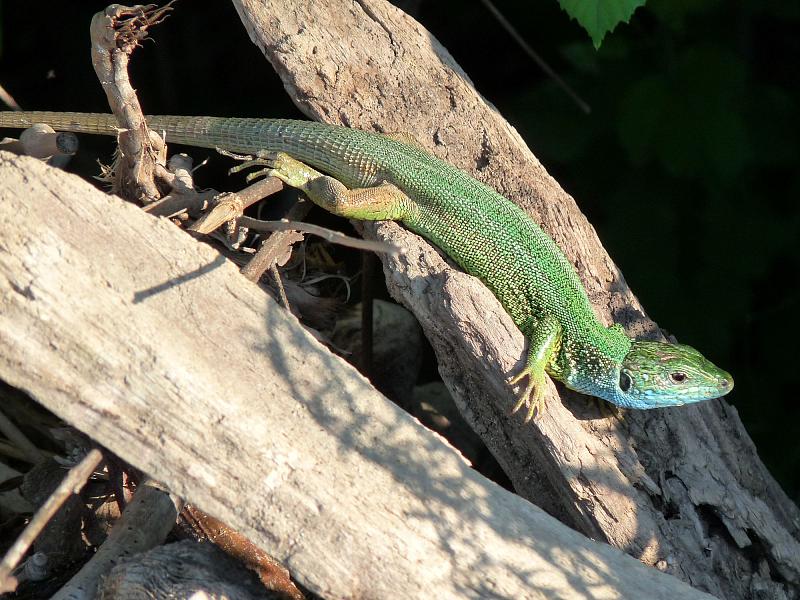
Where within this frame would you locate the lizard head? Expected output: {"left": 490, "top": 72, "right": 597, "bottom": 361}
{"left": 613, "top": 340, "right": 733, "bottom": 409}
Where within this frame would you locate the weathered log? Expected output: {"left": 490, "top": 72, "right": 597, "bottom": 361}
{"left": 0, "top": 152, "right": 715, "bottom": 599}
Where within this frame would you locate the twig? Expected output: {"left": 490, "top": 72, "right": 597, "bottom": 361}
{"left": 238, "top": 217, "right": 403, "bottom": 255}
{"left": 479, "top": 0, "right": 591, "bottom": 114}
{"left": 0, "top": 440, "right": 34, "bottom": 463}
{"left": 0, "top": 449, "right": 103, "bottom": 593}
{"left": 0, "top": 83, "right": 21, "bottom": 111}
{"left": 143, "top": 154, "right": 218, "bottom": 218}
{"left": 143, "top": 188, "right": 217, "bottom": 219}
{"left": 240, "top": 198, "right": 311, "bottom": 283}
{"left": 189, "top": 177, "right": 284, "bottom": 235}
{"left": 270, "top": 264, "right": 291, "bottom": 309}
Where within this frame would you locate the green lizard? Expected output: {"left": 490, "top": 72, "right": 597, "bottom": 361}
{"left": 0, "top": 111, "right": 733, "bottom": 419}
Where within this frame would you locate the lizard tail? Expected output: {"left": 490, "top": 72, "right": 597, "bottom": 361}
{"left": 0, "top": 111, "right": 120, "bottom": 136}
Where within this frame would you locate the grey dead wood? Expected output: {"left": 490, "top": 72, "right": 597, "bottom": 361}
{"left": 231, "top": 1, "right": 800, "bottom": 598}
{"left": 97, "top": 540, "right": 271, "bottom": 600}
{"left": 51, "top": 480, "right": 180, "bottom": 600}
{"left": 0, "top": 152, "right": 717, "bottom": 599}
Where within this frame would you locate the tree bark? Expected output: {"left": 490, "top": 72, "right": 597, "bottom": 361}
{"left": 231, "top": 1, "right": 800, "bottom": 598}
{"left": 0, "top": 152, "right": 717, "bottom": 599}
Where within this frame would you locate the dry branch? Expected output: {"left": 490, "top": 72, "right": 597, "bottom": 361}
{"left": 188, "top": 177, "right": 284, "bottom": 235}
{"left": 0, "top": 449, "right": 103, "bottom": 593}
{"left": 239, "top": 198, "right": 312, "bottom": 283}
{"left": 89, "top": 3, "right": 173, "bottom": 203}
{"left": 180, "top": 505, "right": 305, "bottom": 598}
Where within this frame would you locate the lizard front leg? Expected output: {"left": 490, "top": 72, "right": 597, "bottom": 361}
{"left": 233, "top": 151, "right": 414, "bottom": 222}
{"left": 509, "top": 314, "right": 562, "bottom": 422}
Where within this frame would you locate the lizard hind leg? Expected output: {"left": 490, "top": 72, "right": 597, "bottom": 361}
{"left": 232, "top": 150, "right": 414, "bottom": 222}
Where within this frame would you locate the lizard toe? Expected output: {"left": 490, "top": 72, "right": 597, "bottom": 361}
{"left": 524, "top": 386, "right": 546, "bottom": 423}
{"left": 509, "top": 368, "right": 546, "bottom": 422}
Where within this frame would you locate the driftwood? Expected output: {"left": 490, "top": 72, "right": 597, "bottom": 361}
{"left": 97, "top": 541, "right": 270, "bottom": 599}
{"left": 0, "top": 153, "right": 716, "bottom": 599}
{"left": 230, "top": 1, "right": 800, "bottom": 598}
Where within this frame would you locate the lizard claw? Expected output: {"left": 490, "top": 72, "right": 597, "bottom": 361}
{"left": 509, "top": 368, "right": 546, "bottom": 422}
{"left": 226, "top": 151, "right": 313, "bottom": 185}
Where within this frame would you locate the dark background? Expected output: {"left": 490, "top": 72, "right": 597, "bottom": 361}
{"left": 1, "top": 1, "right": 797, "bottom": 500}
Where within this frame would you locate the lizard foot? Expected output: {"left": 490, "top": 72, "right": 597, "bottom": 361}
{"left": 508, "top": 368, "right": 547, "bottom": 423}
{"left": 510, "top": 314, "right": 560, "bottom": 423}
{"left": 228, "top": 151, "right": 321, "bottom": 187}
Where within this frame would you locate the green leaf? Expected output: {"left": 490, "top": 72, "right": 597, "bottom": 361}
{"left": 558, "top": 0, "right": 647, "bottom": 48}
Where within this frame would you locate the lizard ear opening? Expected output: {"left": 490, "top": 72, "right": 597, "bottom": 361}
{"left": 619, "top": 370, "right": 632, "bottom": 392}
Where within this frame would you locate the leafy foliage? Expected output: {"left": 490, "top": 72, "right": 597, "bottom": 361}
{"left": 558, "top": 0, "right": 647, "bottom": 48}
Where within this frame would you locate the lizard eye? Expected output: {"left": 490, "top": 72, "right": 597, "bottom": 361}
{"left": 619, "top": 371, "right": 632, "bottom": 392}
{"left": 670, "top": 372, "right": 687, "bottom": 383}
